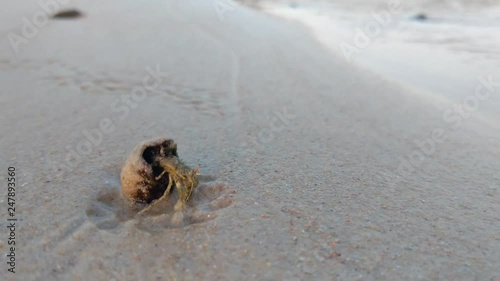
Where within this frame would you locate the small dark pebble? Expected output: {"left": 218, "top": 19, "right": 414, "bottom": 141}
{"left": 52, "top": 9, "right": 83, "bottom": 19}
{"left": 412, "top": 13, "right": 428, "bottom": 21}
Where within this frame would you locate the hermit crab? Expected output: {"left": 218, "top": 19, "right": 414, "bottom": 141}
{"left": 120, "top": 138, "right": 199, "bottom": 214}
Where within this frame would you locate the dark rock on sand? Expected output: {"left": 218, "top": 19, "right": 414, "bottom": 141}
{"left": 52, "top": 9, "right": 83, "bottom": 19}
{"left": 412, "top": 13, "right": 428, "bottom": 21}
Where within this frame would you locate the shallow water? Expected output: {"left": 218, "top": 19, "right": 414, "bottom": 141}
{"left": 255, "top": 0, "right": 500, "bottom": 128}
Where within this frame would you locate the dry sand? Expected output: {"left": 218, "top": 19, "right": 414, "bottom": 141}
{"left": 0, "top": 0, "right": 499, "bottom": 280}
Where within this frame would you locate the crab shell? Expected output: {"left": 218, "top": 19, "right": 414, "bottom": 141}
{"left": 120, "top": 138, "right": 178, "bottom": 203}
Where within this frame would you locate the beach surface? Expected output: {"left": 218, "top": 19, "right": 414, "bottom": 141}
{"left": 1, "top": 0, "right": 499, "bottom": 280}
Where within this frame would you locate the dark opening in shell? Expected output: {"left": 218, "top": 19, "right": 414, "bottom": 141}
{"left": 121, "top": 139, "right": 178, "bottom": 204}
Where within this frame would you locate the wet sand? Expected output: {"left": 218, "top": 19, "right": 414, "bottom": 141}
{"left": 1, "top": 0, "right": 499, "bottom": 280}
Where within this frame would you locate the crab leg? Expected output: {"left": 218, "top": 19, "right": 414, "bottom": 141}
{"left": 139, "top": 156, "right": 199, "bottom": 215}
